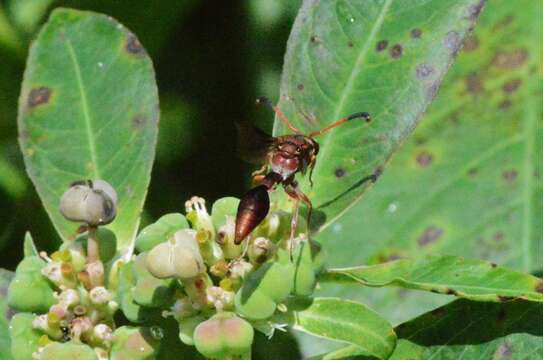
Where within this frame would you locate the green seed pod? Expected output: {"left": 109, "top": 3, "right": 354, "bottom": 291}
{"left": 234, "top": 254, "right": 295, "bottom": 320}
{"left": 9, "top": 313, "right": 41, "bottom": 360}
{"left": 39, "top": 342, "right": 98, "bottom": 360}
{"left": 146, "top": 230, "right": 205, "bottom": 279}
{"left": 178, "top": 315, "right": 206, "bottom": 346}
{"left": 135, "top": 213, "right": 189, "bottom": 253}
{"left": 133, "top": 253, "right": 174, "bottom": 308}
{"left": 8, "top": 256, "right": 56, "bottom": 313}
{"left": 193, "top": 312, "right": 254, "bottom": 359}
{"left": 110, "top": 326, "right": 160, "bottom": 360}
{"left": 211, "top": 197, "right": 240, "bottom": 229}
{"left": 291, "top": 241, "right": 317, "bottom": 297}
{"left": 59, "top": 180, "right": 117, "bottom": 226}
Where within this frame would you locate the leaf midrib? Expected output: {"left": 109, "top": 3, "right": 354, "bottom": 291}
{"left": 64, "top": 35, "right": 100, "bottom": 179}
{"left": 315, "top": 0, "right": 394, "bottom": 231}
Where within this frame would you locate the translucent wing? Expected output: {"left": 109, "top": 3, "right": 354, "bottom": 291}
{"left": 235, "top": 121, "right": 276, "bottom": 164}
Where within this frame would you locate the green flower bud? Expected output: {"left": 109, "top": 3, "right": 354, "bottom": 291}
{"left": 8, "top": 256, "right": 56, "bottom": 313}
{"left": 89, "top": 286, "right": 112, "bottom": 305}
{"left": 178, "top": 315, "right": 206, "bottom": 346}
{"left": 146, "top": 229, "right": 205, "bottom": 279}
{"left": 32, "top": 314, "right": 62, "bottom": 340}
{"left": 88, "top": 324, "right": 113, "bottom": 349}
{"left": 9, "top": 313, "right": 41, "bottom": 360}
{"left": 110, "top": 326, "right": 160, "bottom": 360}
{"left": 39, "top": 342, "right": 97, "bottom": 360}
{"left": 193, "top": 312, "right": 254, "bottom": 359}
{"left": 135, "top": 213, "right": 189, "bottom": 253}
{"left": 133, "top": 253, "right": 174, "bottom": 308}
{"left": 60, "top": 180, "right": 117, "bottom": 226}
{"left": 216, "top": 216, "right": 243, "bottom": 259}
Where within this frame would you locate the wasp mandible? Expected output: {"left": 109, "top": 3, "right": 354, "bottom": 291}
{"left": 234, "top": 96, "right": 371, "bottom": 247}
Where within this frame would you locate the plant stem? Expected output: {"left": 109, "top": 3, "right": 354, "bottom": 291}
{"left": 87, "top": 226, "right": 99, "bottom": 263}
{"left": 0, "top": 5, "right": 24, "bottom": 58}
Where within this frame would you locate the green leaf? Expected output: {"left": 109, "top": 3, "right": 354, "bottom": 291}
{"left": 18, "top": 8, "right": 159, "bottom": 252}
{"left": 7, "top": 0, "right": 54, "bottom": 34}
{"left": 273, "top": 0, "right": 486, "bottom": 232}
{"left": 211, "top": 197, "right": 240, "bottom": 229}
{"left": 293, "top": 298, "right": 396, "bottom": 360}
{"left": 323, "top": 255, "right": 543, "bottom": 302}
{"left": 389, "top": 299, "right": 543, "bottom": 359}
{"left": 23, "top": 231, "right": 38, "bottom": 258}
{"left": 9, "top": 313, "right": 40, "bottom": 360}
{"left": 313, "top": 0, "right": 541, "bottom": 336}
{"left": 135, "top": 213, "right": 189, "bottom": 253}
{"left": 0, "top": 269, "right": 14, "bottom": 360}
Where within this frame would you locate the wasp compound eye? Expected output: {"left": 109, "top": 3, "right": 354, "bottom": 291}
{"left": 60, "top": 180, "right": 117, "bottom": 226}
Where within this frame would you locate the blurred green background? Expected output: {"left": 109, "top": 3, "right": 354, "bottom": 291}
{"left": 0, "top": 0, "right": 300, "bottom": 269}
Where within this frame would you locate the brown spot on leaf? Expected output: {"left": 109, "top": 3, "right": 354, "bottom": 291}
{"left": 310, "top": 35, "right": 321, "bottom": 44}
{"left": 467, "top": 0, "right": 485, "bottom": 20}
{"left": 411, "top": 28, "right": 422, "bottom": 39}
{"left": 426, "top": 82, "right": 441, "bottom": 101}
{"left": 499, "top": 99, "right": 512, "bottom": 110}
{"left": 465, "top": 73, "right": 484, "bottom": 94}
{"left": 444, "top": 31, "right": 461, "bottom": 55}
{"left": 334, "top": 168, "right": 346, "bottom": 178}
{"left": 467, "top": 168, "right": 478, "bottom": 177}
{"left": 446, "top": 288, "right": 458, "bottom": 295}
{"left": 493, "top": 231, "right": 504, "bottom": 242}
{"left": 373, "top": 166, "right": 384, "bottom": 180}
{"left": 502, "top": 79, "right": 522, "bottom": 93}
{"left": 376, "top": 40, "right": 388, "bottom": 51}
{"left": 502, "top": 169, "right": 517, "bottom": 183}
{"left": 416, "top": 64, "right": 434, "bottom": 79}
{"left": 416, "top": 151, "right": 433, "bottom": 167}
{"left": 418, "top": 226, "right": 444, "bottom": 247}
{"left": 125, "top": 33, "right": 146, "bottom": 56}
{"left": 496, "top": 343, "right": 513, "bottom": 358}
{"left": 297, "top": 84, "right": 304, "bottom": 91}
{"left": 492, "top": 49, "right": 528, "bottom": 70}
{"left": 348, "top": 41, "right": 354, "bottom": 48}
{"left": 498, "top": 295, "right": 515, "bottom": 302}
{"left": 27, "top": 87, "right": 51, "bottom": 108}
{"left": 390, "top": 44, "right": 403, "bottom": 59}
{"left": 132, "top": 115, "right": 147, "bottom": 128}
{"left": 491, "top": 263, "right": 497, "bottom": 268}
{"left": 535, "top": 281, "right": 543, "bottom": 293}
{"left": 463, "top": 35, "right": 479, "bottom": 51}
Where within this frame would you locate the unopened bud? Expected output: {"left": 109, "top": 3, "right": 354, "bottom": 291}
{"left": 60, "top": 180, "right": 117, "bottom": 226}
{"left": 248, "top": 237, "right": 276, "bottom": 264}
{"left": 89, "top": 286, "right": 111, "bottom": 305}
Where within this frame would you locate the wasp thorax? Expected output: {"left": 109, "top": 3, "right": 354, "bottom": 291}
{"left": 60, "top": 180, "right": 117, "bottom": 226}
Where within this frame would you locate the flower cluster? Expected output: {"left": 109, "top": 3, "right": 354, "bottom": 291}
{"left": 8, "top": 182, "right": 324, "bottom": 359}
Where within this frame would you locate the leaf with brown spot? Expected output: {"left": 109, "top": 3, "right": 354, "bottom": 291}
{"left": 273, "top": 0, "right": 485, "bottom": 241}
{"left": 18, "top": 9, "right": 158, "bottom": 253}
{"left": 322, "top": 255, "right": 543, "bottom": 302}
{"left": 315, "top": 0, "right": 543, "bottom": 334}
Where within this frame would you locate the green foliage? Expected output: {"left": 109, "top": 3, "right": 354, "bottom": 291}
{"left": 39, "top": 342, "right": 97, "bottom": 360}
{"left": 0, "top": 269, "right": 14, "bottom": 360}
{"left": 323, "top": 255, "right": 543, "bottom": 302}
{"left": 135, "top": 214, "right": 189, "bottom": 253}
{"left": 274, "top": 0, "right": 486, "bottom": 231}
{"left": 317, "top": 0, "right": 543, "bottom": 329}
{"left": 9, "top": 313, "right": 41, "bottom": 360}
{"left": 18, "top": 8, "right": 158, "bottom": 251}
{"left": 8, "top": 256, "right": 55, "bottom": 313}
{"left": 390, "top": 299, "right": 543, "bottom": 359}
{"left": 294, "top": 298, "right": 396, "bottom": 360}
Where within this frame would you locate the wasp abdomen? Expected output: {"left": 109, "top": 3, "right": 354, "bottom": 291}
{"left": 234, "top": 185, "right": 270, "bottom": 244}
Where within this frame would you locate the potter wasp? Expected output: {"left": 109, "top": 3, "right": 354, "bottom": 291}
{"left": 235, "top": 96, "right": 371, "bottom": 249}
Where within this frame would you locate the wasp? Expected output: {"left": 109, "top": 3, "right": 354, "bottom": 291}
{"left": 234, "top": 96, "right": 371, "bottom": 248}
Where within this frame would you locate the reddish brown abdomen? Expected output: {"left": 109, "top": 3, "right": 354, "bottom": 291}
{"left": 235, "top": 185, "right": 270, "bottom": 244}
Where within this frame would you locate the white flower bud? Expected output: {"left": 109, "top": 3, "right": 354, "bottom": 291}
{"left": 60, "top": 180, "right": 117, "bottom": 226}
{"left": 229, "top": 260, "right": 253, "bottom": 279}
{"left": 57, "top": 288, "right": 80, "bottom": 308}
{"left": 248, "top": 237, "right": 276, "bottom": 264}
{"left": 89, "top": 286, "right": 111, "bottom": 305}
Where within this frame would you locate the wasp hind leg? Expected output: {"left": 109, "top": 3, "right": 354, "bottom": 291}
{"left": 283, "top": 181, "right": 313, "bottom": 260}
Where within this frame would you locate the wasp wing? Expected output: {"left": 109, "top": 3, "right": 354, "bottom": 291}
{"left": 235, "top": 121, "right": 276, "bottom": 164}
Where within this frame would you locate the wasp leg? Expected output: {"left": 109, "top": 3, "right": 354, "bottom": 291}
{"left": 283, "top": 181, "right": 313, "bottom": 260}
{"left": 252, "top": 174, "right": 266, "bottom": 186}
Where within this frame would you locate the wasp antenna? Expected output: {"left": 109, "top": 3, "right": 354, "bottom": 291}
{"left": 347, "top": 112, "right": 372, "bottom": 122}
{"left": 256, "top": 95, "right": 302, "bottom": 134}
